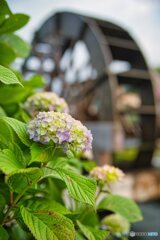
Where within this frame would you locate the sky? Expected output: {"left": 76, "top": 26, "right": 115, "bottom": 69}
{"left": 8, "top": 0, "right": 160, "bottom": 68}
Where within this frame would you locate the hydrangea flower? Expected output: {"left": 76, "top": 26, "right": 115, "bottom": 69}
{"left": 90, "top": 165, "right": 124, "bottom": 183}
{"left": 27, "top": 111, "right": 93, "bottom": 155}
{"left": 24, "top": 92, "right": 69, "bottom": 117}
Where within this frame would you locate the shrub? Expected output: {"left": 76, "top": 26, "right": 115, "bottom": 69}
{"left": 0, "top": 1, "right": 142, "bottom": 239}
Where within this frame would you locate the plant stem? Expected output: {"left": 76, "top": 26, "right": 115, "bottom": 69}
{"left": 95, "top": 184, "right": 103, "bottom": 202}
{"left": 2, "top": 186, "right": 29, "bottom": 226}
{"left": 10, "top": 192, "right": 14, "bottom": 205}
{"left": 13, "top": 186, "right": 29, "bottom": 205}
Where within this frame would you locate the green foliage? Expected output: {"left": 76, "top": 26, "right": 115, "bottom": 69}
{"left": 98, "top": 194, "right": 143, "bottom": 223}
{"left": 30, "top": 143, "right": 54, "bottom": 164}
{"left": 77, "top": 221, "right": 109, "bottom": 240}
{"left": 0, "top": 1, "right": 143, "bottom": 239}
{"left": 0, "top": 118, "right": 13, "bottom": 147}
{"left": 0, "top": 0, "right": 12, "bottom": 15}
{"left": 23, "top": 74, "right": 45, "bottom": 88}
{"left": 20, "top": 206, "right": 75, "bottom": 240}
{"left": 25, "top": 198, "right": 71, "bottom": 215}
{"left": 0, "top": 14, "right": 29, "bottom": 34}
{"left": 0, "top": 33, "right": 30, "bottom": 57}
{"left": 6, "top": 168, "right": 42, "bottom": 193}
{"left": 56, "top": 168, "right": 96, "bottom": 206}
{"left": 1, "top": 117, "right": 31, "bottom": 146}
{"left": 0, "top": 106, "right": 6, "bottom": 116}
{"left": 0, "top": 149, "right": 24, "bottom": 174}
{"left": 0, "top": 226, "right": 9, "bottom": 240}
{"left": 0, "top": 194, "right": 6, "bottom": 215}
{"left": 0, "top": 42, "right": 16, "bottom": 65}
{"left": 0, "top": 65, "right": 23, "bottom": 86}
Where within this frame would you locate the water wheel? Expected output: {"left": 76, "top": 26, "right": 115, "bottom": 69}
{"left": 22, "top": 11, "right": 157, "bottom": 170}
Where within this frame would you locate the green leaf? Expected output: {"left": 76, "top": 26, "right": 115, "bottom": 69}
{"left": 9, "top": 222, "right": 31, "bottom": 240}
{"left": 0, "top": 149, "right": 23, "bottom": 174}
{"left": 0, "top": 0, "right": 12, "bottom": 15}
{"left": 30, "top": 143, "right": 54, "bottom": 164}
{"left": 0, "top": 14, "right": 30, "bottom": 33}
{"left": 0, "top": 14, "right": 6, "bottom": 26}
{"left": 0, "top": 106, "right": 6, "bottom": 116}
{"left": 98, "top": 195, "right": 143, "bottom": 223}
{"left": 0, "top": 194, "right": 6, "bottom": 214}
{"left": 20, "top": 206, "right": 75, "bottom": 240}
{"left": 77, "top": 221, "right": 108, "bottom": 240}
{"left": 76, "top": 232, "right": 86, "bottom": 240}
{"left": 41, "top": 158, "right": 68, "bottom": 179}
{"left": 77, "top": 206, "right": 98, "bottom": 227}
{"left": 0, "top": 226, "right": 9, "bottom": 240}
{"left": 81, "top": 161, "right": 96, "bottom": 172}
{"left": 0, "top": 65, "right": 23, "bottom": 86}
{"left": 9, "top": 143, "right": 27, "bottom": 167}
{"left": 6, "top": 167, "right": 42, "bottom": 193}
{"left": 0, "top": 42, "right": 16, "bottom": 65}
{"left": 0, "top": 118, "right": 13, "bottom": 147}
{"left": 0, "top": 182, "right": 10, "bottom": 204}
{"left": 1, "top": 117, "right": 30, "bottom": 146}
{"left": 25, "top": 198, "right": 71, "bottom": 215}
{"left": 24, "top": 74, "right": 45, "bottom": 88}
{"left": 0, "top": 85, "right": 32, "bottom": 105}
{"left": 0, "top": 33, "right": 30, "bottom": 57}
{"left": 55, "top": 168, "right": 96, "bottom": 206}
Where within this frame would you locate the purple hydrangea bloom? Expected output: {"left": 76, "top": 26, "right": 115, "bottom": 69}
{"left": 24, "top": 92, "right": 69, "bottom": 117}
{"left": 56, "top": 130, "right": 70, "bottom": 144}
{"left": 27, "top": 111, "right": 93, "bottom": 155}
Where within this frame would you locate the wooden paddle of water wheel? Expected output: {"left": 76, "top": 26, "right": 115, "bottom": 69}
{"left": 22, "top": 11, "right": 157, "bottom": 170}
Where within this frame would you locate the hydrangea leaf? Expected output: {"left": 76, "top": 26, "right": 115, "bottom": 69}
{"left": 9, "top": 142, "right": 28, "bottom": 167}
{"left": 20, "top": 206, "right": 75, "bottom": 240}
{"left": 0, "top": 149, "right": 23, "bottom": 174}
{"left": 24, "top": 74, "right": 45, "bottom": 88}
{"left": 25, "top": 198, "right": 71, "bottom": 215}
{"left": 76, "top": 232, "right": 86, "bottom": 240}
{"left": 77, "top": 221, "right": 109, "bottom": 240}
{"left": 0, "top": 14, "right": 30, "bottom": 33}
{"left": 0, "top": 86, "right": 32, "bottom": 105}
{"left": 55, "top": 168, "right": 96, "bottom": 206}
{"left": 0, "top": 0, "right": 12, "bottom": 15}
{"left": 0, "top": 118, "right": 13, "bottom": 146}
{"left": 0, "top": 15, "right": 6, "bottom": 26}
{"left": 0, "top": 65, "right": 23, "bottom": 86}
{"left": 0, "top": 42, "right": 16, "bottom": 65}
{"left": 76, "top": 206, "right": 98, "bottom": 227}
{"left": 30, "top": 143, "right": 54, "bottom": 164}
{"left": 0, "top": 106, "right": 6, "bottom": 116}
{"left": 98, "top": 195, "right": 143, "bottom": 223}
{"left": 0, "top": 226, "right": 9, "bottom": 240}
{"left": 6, "top": 168, "right": 42, "bottom": 193}
{"left": 0, "top": 33, "right": 30, "bottom": 57}
{"left": 1, "top": 117, "right": 31, "bottom": 146}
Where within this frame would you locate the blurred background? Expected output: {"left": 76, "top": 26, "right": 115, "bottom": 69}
{"left": 8, "top": 0, "right": 160, "bottom": 238}
{"left": 8, "top": 0, "right": 160, "bottom": 67}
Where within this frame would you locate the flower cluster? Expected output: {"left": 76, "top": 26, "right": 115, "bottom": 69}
{"left": 24, "top": 92, "right": 69, "bottom": 117}
{"left": 27, "top": 111, "right": 93, "bottom": 154}
{"left": 90, "top": 165, "right": 124, "bottom": 183}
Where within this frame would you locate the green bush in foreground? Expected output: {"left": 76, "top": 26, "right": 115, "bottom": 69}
{"left": 0, "top": 1, "right": 142, "bottom": 239}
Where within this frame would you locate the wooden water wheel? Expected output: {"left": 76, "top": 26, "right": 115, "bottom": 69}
{"left": 22, "top": 11, "right": 157, "bottom": 170}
